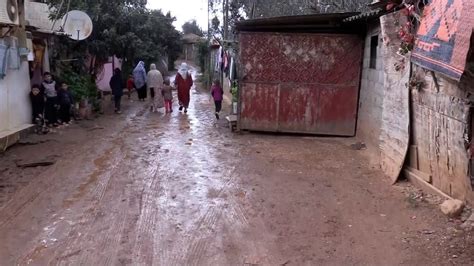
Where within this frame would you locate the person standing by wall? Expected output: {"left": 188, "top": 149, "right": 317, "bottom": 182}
{"left": 133, "top": 61, "right": 147, "bottom": 101}
{"left": 162, "top": 79, "right": 173, "bottom": 113}
{"left": 57, "top": 82, "right": 74, "bottom": 124}
{"left": 30, "top": 84, "right": 44, "bottom": 124}
{"left": 147, "top": 64, "right": 164, "bottom": 113}
{"left": 174, "top": 63, "right": 193, "bottom": 114}
{"left": 110, "top": 68, "right": 124, "bottom": 114}
{"left": 126, "top": 74, "right": 134, "bottom": 99}
{"left": 40, "top": 72, "right": 59, "bottom": 126}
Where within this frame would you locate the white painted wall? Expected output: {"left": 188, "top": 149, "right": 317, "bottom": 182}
{"left": 0, "top": 61, "right": 32, "bottom": 135}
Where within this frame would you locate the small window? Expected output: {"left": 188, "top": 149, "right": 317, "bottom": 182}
{"left": 370, "top": 35, "right": 379, "bottom": 69}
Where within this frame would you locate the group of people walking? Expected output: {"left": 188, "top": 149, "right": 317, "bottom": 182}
{"left": 110, "top": 62, "right": 195, "bottom": 114}
{"left": 29, "top": 61, "right": 225, "bottom": 133}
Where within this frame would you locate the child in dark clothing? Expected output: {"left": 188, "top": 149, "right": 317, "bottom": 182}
{"left": 40, "top": 72, "right": 59, "bottom": 126}
{"left": 58, "top": 82, "right": 74, "bottom": 124}
{"left": 127, "top": 75, "right": 134, "bottom": 99}
{"left": 211, "top": 79, "right": 224, "bottom": 119}
{"left": 30, "top": 84, "right": 44, "bottom": 124}
{"left": 162, "top": 78, "right": 173, "bottom": 113}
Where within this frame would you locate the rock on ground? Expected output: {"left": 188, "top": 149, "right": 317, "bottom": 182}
{"left": 440, "top": 199, "right": 465, "bottom": 218}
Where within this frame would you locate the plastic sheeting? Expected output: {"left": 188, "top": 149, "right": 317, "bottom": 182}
{"left": 0, "top": 44, "right": 7, "bottom": 79}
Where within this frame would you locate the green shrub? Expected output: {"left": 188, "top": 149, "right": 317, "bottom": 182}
{"left": 197, "top": 41, "right": 209, "bottom": 73}
{"left": 59, "top": 67, "right": 98, "bottom": 102}
{"left": 231, "top": 82, "right": 238, "bottom": 102}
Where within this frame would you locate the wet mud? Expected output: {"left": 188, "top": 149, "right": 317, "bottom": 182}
{"left": 0, "top": 81, "right": 473, "bottom": 265}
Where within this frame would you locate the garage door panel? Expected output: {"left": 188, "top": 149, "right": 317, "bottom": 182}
{"left": 239, "top": 32, "right": 363, "bottom": 135}
{"left": 278, "top": 84, "right": 320, "bottom": 133}
{"left": 316, "top": 86, "right": 359, "bottom": 136}
{"left": 240, "top": 33, "right": 282, "bottom": 83}
{"left": 239, "top": 83, "right": 279, "bottom": 131}
{"left": 279, "top": 34, "right": 363, "bottom": 84}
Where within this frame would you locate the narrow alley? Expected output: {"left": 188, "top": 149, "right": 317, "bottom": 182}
{"left": 0, "top": 83, "right": 473, "bottom": 265}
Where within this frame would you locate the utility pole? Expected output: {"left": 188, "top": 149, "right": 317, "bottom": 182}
{"left": 223, "top": 0, "right": 229, "bottom": 41}
{"left": 221, "top": 0, "right": 229, "bottom": 86}
{"left": 208, "top": 0, "right": 212, "bottom": 87}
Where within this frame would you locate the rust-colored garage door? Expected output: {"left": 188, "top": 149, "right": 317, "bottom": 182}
{"left": 239, "top": 32, "right": 363, "bottom": 136}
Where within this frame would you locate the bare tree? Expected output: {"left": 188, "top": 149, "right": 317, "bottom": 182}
{"left": 311, "top": 0, "right": 371, "bottom": 13}
{"left": 225, "top": 0, "right": 370, "bottom": 20}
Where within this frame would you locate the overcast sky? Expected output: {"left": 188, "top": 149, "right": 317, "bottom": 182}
{"left": 147, "top": 0, "right": 209, "bottom": 32}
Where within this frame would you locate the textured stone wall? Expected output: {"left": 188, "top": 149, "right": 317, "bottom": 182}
{"left": 357, "top": 23, "right": 385, "bottom": 167}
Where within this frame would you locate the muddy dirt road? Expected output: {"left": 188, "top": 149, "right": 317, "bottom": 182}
{"left": 0, "top": 84, "right": 473, "bottom": 265}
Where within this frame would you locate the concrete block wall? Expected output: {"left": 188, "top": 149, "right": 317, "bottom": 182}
{"left": 357, "top": 22, "right": 385, "bottom": 166}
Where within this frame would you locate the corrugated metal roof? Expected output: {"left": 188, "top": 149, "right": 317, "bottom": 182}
{"left": 343, "top": 8, "right": 385, "bottom": 23}
{"left": 368, "top": 0, "right": 395, "bottom": 9}
{"left": 235, "top": 12, "right": 361, "bottom": 32}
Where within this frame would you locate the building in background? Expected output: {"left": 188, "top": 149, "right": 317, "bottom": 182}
{"left": 181, "top": 33, "right": 204, "bottom": 62}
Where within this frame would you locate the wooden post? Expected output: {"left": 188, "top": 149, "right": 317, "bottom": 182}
{"left": 16, "top": 0, "right": 28, "bottom": 53}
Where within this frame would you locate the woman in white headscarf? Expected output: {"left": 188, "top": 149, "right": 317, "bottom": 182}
{"left": 133, "top": 61, "right": 147, "bottom": 101}
{"left": 147, "top": 63, "right": 164, "bottom": 112}
{"left": 174, "top": 62, "right": 193, "bottom": 113}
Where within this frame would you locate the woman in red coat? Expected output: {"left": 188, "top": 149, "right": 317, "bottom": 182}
{"left": 174, "top": 63, "right": 193, "bottom": 113}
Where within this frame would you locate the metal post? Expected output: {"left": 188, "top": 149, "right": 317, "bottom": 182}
{"left": 207, "top": 0, "right": 212, "bottom": 88}
{"left": 221, "top": 0, "right": 229, "bottom": 87}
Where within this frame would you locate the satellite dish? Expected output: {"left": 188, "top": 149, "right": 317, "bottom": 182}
{"left": 7, "top": 0, "right": 18, "bottom": 22}
{"left": 62, "top": 10, "right": 93, "bottom": 41}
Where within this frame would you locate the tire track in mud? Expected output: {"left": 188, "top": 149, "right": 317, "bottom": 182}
{"left": 50, "top": 105, "right": 172, "bottom": 265}
{"left": 0, "top": 107, "right": 146, "bottom": 230}
{"left": 130, "top": 152, "right": 162, "bottom": 265}
{"left": 0, "top": 148, "right": 88, "bottom": 228}
{"left": 0, "top": 142, "right": 116, "bottom": 265}
{"left": 3, "top": 86, "right": 277, "bottom": 265}
{"left": 55, "top": 107, "right": 153, "bottom": 265}
{"left": 13, "top": 106, "right": 149, "bottom": 265}
{"left": 172, "top": 165, "right": 251, "bottom": 264}
{"left": 23, "top": 145, "right": 125, "bottom": 265}
{"left": 118, "top": 94, "right": 240, "bottom": 265}
{"left": 174, "top": 134, "right": 285, "bottom": 265}
{"left": 97, "top": 111, "right": 167, "bottom": 265}
{"left": 144, "top": 91, "right": 259, "bottom": 265}
{"left": 175, "top": 165, "right": 283, "bottom": 265}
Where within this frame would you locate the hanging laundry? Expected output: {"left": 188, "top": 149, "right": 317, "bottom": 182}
{"left": 223, "top": 51, "right": 229, "bottom": 71}
{"left": 229, "top": 57, "right": 236, "bottom": 81}
{"left": 220, "top": 47, "right": 225, "bottom": 72}
{"left": 215, "top": 48, "right": 219, "bottom": 72}
{"left": 215, "top": 46, "right": 222, "bottom": 72}
{"left": 8, "top": 46, "right": 20, "bottom": 70}
{"left": 0, "top": 44, "right": 8, "bottom": 79}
